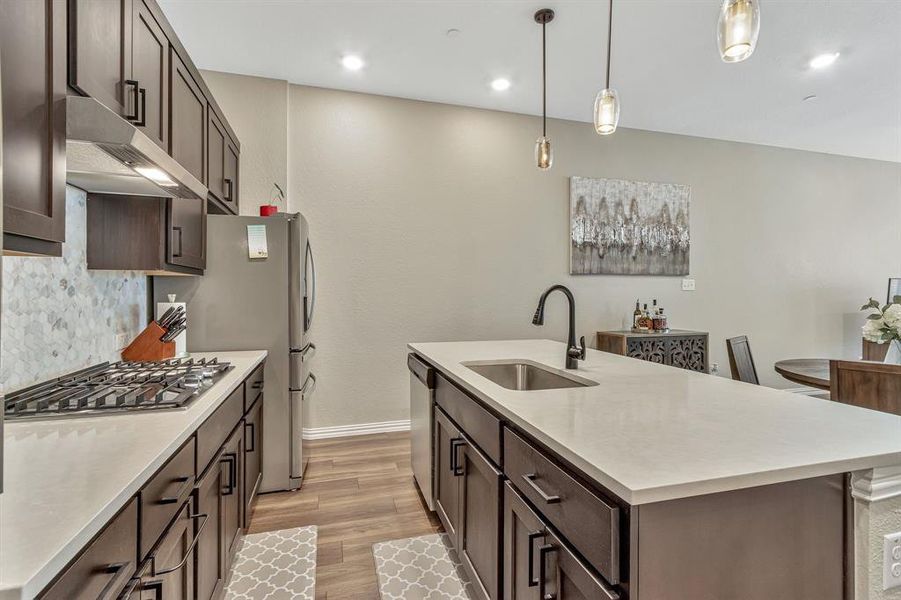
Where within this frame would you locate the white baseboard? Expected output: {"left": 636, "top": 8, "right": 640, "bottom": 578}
{"left": 302, "top": 419, "right": 411, "bottom": 440}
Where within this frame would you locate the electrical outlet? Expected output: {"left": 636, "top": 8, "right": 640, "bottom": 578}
{"left": 883, "top": 533, "right": 901, "bottom": 590}
{"left": 681, "top": 278, "right": 696, "bottom": 291}
{"left": 116, "top": 332, "right": 129, "bottom": 350}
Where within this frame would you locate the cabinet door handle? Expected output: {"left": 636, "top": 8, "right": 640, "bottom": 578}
{"left": 172, "top": 226, "right": 183, "bottom": 258}
{"left": 224, "top": 178, "right": 233, "bottom": 202}
{"left": 152, "top": 511, "right": 209, "bottom": 576}
{"left": 96, "top": 560, "right": 133, "bottom": 600}
{"left": 124, "top": 80, "right": 140, "bottom": 121}
{"left": 522, "top": 473, "right": 561, "bottom": 504}
{"left": 538, "top": 543, "right": 558, "bottom": 600}
{"left": 221, "top": 453, "right": 237, "bottom": 495}
{"left": 245, "top": 422, "right": 255, "bottom": 453}
{"left": 449, "top": 438, "right": 465, "bottom": 476}
{"left": 135, "top": 87, "right": 147, "bottom": 127}
{"left": 158, "top": 475, "right": 192, "bottom": 505}
{"left": 527, "top": 530, "right": 545, "bottom": 587}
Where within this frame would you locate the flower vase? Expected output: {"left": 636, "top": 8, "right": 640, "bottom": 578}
{"left": 884, "top": 340, "right": 901, "bottom": 365}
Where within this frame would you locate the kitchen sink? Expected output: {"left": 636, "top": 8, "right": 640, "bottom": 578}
{"left": 463, "top": 360, "right": 598, "bottom": 391}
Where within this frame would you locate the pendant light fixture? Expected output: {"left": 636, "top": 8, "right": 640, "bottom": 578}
{"left": 534, "top": 8, "right": 554, "bottom": 170}
{"left": 717, "top": 0, "right": 760, "bottom": 63}
{"left": 593, "top": 0, "right": 619, "bottom": 135}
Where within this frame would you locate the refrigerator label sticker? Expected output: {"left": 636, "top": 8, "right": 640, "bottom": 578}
{"left": 247, "top": 224, "right": 269, "bottom": 259}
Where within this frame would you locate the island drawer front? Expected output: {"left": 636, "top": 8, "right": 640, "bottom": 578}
{"left": 197, "top": 384, "right": 244, "bottom": 474}
{"left": 503, "top": 427, "right": 620, "bottom": 585}
{"left": 140, "top": 436, "right": 196, "bottom": 559}
{"left": 435, "top": 372, "right": 501, "bottom": 465}
{"left": 245, "top": 363, "right": 264, "bottom": 411}
{"left": 40, "top": 497, "right": 139, "bottom": 600}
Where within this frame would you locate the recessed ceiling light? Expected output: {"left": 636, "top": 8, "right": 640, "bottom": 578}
{"left": 446, "top": 28, "right": 461, "bottom": 38}
{"left": 490, "top": 78, "right": 511, "bottom": 92}
{"left": 341, "top": 55, "right": 365, "bottom": 71}
{"left": 809, "top": 52, "right": 840, "bottom": 69}
{"left": 802, "top": 94, "right": 818, "bottom": 102}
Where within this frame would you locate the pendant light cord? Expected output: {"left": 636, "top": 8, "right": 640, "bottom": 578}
{"left": 605, "top": 0, "right": 613, "bottom": 89}
{"left": 542, "top": 20, "right": 547, "bottom": 136}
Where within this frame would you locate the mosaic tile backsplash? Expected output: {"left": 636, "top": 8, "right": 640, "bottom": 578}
{"left": 2, "top": 186, "right": 147, "bottom": 392}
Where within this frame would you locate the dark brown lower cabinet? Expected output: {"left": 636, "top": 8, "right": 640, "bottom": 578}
{"left": 221, "top": 424, "right": 245, "bottom": 568}
{"left": 434, "top": 406, "right": 501, "bottom": 600}
{"left": 459, "top": 440, "right": 502, "bottom": 600}
{"left": 504, "top": 483, "right": 619, "bottom": 600}
{"left": 244, "top": 395, "right": 263, "bottom": 525}
{"left": 195, "top": 452, "right": 225, "bottom": 600}
{"left": 139, "top": 499, "right": 198, "bottom": 600}
{"left": 434, "top": 408, "right": 462, "bottom": 540}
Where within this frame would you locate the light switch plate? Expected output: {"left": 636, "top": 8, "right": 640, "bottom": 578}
{"left": 883, "top": 533, "right": 901, "bottom": 590}
{"left": 681, "top": 278, "right": 696, "bottom": 291}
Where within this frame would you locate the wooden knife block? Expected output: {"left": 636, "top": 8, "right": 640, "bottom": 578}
{"left": 122, "top": 322, "right": 175, "bottom": 362}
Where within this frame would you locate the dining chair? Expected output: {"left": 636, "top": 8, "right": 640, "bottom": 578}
{"left": 829, "top": 360, "right": 901, "bottom": 415}
{"left": 726, "top": 336, "right": 759, "bottom": 385}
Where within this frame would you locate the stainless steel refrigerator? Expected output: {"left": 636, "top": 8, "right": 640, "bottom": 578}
{"left": 153, "top": 213, "right": 316, "bottom": 492}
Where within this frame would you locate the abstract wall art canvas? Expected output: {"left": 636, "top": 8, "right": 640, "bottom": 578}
{"left": 570, "top": 176, "right": 691, "bottom": 276}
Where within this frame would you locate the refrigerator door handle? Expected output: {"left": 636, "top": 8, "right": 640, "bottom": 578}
{"left": 304, "top": 240, "right": 316, "bottom": 331}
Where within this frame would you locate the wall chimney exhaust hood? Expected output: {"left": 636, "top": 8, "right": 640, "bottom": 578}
{"left": 65, "top": 95, "right": 207, "bottom": 200}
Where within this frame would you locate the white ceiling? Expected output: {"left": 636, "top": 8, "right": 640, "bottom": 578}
{"left": 159, "top": 0, "right": 901, "bottom": 162}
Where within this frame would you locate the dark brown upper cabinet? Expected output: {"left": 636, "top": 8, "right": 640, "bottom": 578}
{"left": 206, "top": 107, "right": 239, "bottom": 215}
{"left": 0, "top": 0, "right": 67, "bottom": 257}
{"left": 67, "top": 0, "right": 132, "bottom": 116}
{"left": 131, "top": 0, "right": 168, "bottom": 149}
{"left": 169, "top": 48, "right": 206, "bottom": 185}
{"left": 86, "top": 194, "right": 205, "bottom": 275}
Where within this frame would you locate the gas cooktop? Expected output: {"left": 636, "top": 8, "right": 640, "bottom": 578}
{"left": 3, "top": 357, "right": 232, "bottom": 421}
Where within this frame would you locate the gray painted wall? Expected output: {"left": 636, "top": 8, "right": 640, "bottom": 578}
{"left": 200, "top": 71, "right": 901, "bottom": 431}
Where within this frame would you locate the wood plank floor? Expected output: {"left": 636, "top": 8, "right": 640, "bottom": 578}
{"left": 247, "top": 432, "right": 442, "bottom": 599}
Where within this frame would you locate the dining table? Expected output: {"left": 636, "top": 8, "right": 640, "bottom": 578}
{"left": 774, "top": 358, "right": 831, "bottom": 390}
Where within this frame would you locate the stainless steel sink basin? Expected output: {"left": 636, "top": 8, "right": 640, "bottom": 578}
{"left": 463, "top": 360, "right": 598, "bottom": 391}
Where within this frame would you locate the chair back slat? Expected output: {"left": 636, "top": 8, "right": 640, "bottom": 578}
{"left": 727, "top": 336, "right": 759, "bottom": 385}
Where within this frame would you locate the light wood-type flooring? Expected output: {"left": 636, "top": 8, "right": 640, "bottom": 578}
{"left": 247, "top": 432, "right": 442, "bottom": 599}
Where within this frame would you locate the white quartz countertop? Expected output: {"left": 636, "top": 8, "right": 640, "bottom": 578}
{"left": 409, "top": 339, "right": 901, "bottom": 505}
{"left": 0, "top": 350, "right": 267, "bottom": 600}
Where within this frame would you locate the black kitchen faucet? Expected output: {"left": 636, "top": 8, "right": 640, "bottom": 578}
{"left": 532, "top": 284, "right": 586, "bottom": 369}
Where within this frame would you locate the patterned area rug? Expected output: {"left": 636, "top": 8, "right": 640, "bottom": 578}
{"left": 373, "top": 533, "right": 472, "bottom": 600}
{"left": 225, "top": 526, "right": 318, "bottom": 600}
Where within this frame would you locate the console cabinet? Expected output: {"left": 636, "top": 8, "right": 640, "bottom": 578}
{"left": 37, "top": 361, "right": 265, "bottom": 598}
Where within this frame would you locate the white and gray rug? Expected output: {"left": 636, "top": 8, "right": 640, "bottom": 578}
{"left": 225, "top": 526, "right": 318, "bottom": 600}
{"left": 373, "top": 533, "right": 472, "bottom": 600}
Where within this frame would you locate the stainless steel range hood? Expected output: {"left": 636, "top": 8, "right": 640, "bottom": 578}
{"left": 65, "top": 95, "right": 207, "bottom": 199}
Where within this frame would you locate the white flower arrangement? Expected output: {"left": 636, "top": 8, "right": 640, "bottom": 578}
{"left": 861, "top": 297, "right": 901, "bottom": 344}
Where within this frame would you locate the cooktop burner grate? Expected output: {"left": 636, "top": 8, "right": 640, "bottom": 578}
{"left": 4, "top": 357, "right": 232, "bottom": 420}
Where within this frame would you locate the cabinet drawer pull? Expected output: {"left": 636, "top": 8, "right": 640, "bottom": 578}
{"left": 172, "top": 226, "right": 184, "bottom": 258}
{"left": 158, "top": 475, "right": 192, "bottom": 505}
{"left": 224, "top": 178, "right": 233, "bottom": 202}
{"left": 152, "top": 512, "right": 209, "bottom": 576}
{"left": 449, "top": 438, "right": 465, "bottom": 476}
{"left": 221, "top": 453, "right": 237, "bottom": 495}
{"left": 522, "top": 473, "right": 561, "bottom": 504}
{"left": 538, "top": 544, "right": 558, "bottom": 600}
{"left": 135, "top": 87, "right": 147, "bottom": 128}
{"left": 96, "top": 560, "right": 133, "bottom": 600}
{"left": 245, "top": 422, "right": 255, "bottom": 453}
{"left": 527, "top": 530, "right": 545, "bottom": 587}
{"left": 124, "top": 80, "right": 140, "bottom": 121}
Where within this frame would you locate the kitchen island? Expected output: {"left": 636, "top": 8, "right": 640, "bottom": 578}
{"left": 0, "top": 350, "right": 267, "bottom": 600}
{"left": 409, "top": 339, "right": 901, "bottom": 600}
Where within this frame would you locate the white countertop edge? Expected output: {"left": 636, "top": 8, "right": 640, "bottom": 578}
{"left": 0, "top": 350, "right": 267, "bottom": 600}
{"left": 408, "top": 342, "right": 901, "bottom": 506}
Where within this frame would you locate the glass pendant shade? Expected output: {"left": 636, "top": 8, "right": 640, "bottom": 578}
{"left": 593, "top": 88, "right": 619, "bottom": 135}
{"left": 717, "top": 0, "right": 760, "bottom": 63}
{"left": 535, "top": 136, "right": 553, "bottom": 170}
